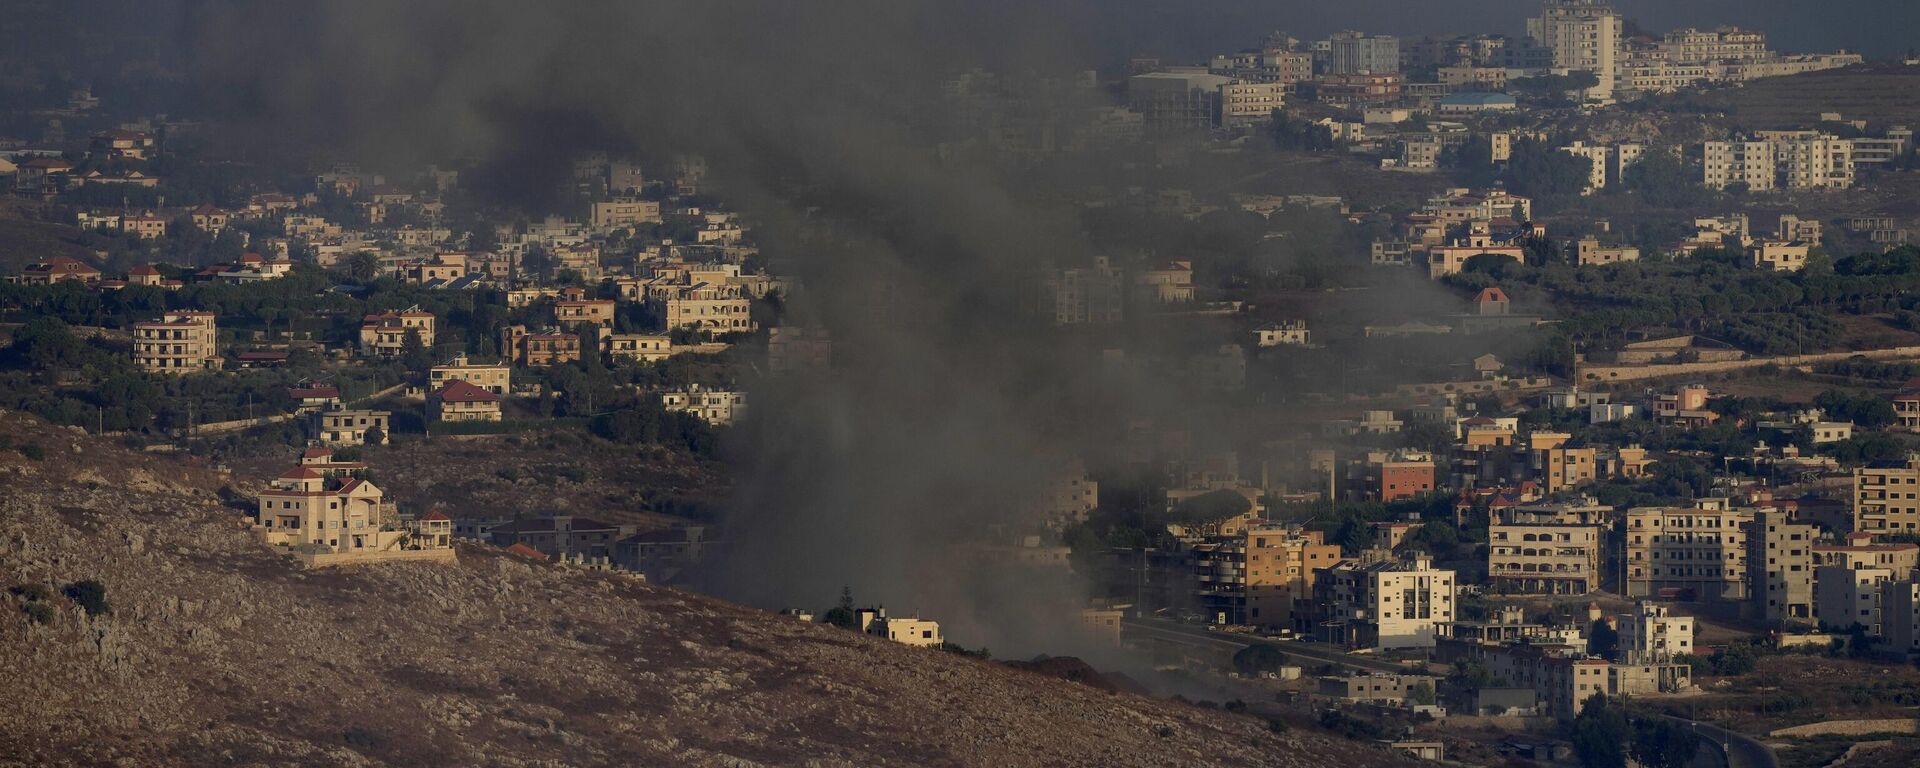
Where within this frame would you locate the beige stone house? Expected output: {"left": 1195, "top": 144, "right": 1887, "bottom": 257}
{"left": 429, "top": 380, "right": 502, "bottom": 423}
{"left": 253, "top": 463, "right": 452, "bottom": 566}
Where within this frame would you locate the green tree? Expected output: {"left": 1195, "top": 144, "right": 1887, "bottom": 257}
{"left": 344, "top": 251, "right": 381, "bottom": 281}
{"left": 1630, "top": 717, "right": 1699, "bottom": 768}
{"left": 1409, "top": 681, "right": 1437, "bottom": 706}
{"left": 1332, "top": 517, "right": 1374, "bottom": 555}
{"left": 399, "top": 328, "right": 431, "bottom": 371}
{"left": 1571, "top": 693, "right": 1629, "bottom": 768}
{"left": 1232, "top": 644, "right": 1288, "bottom": 675}
{"left": 1622, "top": 147, "right": 1701, "bottom": 208}
{"left": 62, "top": 580, "right": 111, "bottom": 617}
{"left": 1589, "top": 618, "right": 1620, "bottom": 661}
{"left": 822, "top": 586, "right": 858, "bottom": 629}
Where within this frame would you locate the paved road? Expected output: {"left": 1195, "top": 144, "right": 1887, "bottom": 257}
{"left": 1652, "top": 713, "right": 1777, "bottom": 768}
{"left": 1121, "top": 618, "right": 1411, "bottom": 674}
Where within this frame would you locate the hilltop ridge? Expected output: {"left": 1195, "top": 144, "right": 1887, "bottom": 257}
{"left": 0, "top": 410, "right": 1397, "bottom": 767}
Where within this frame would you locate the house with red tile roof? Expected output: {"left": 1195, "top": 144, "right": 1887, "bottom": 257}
{"left": 429, "top": 380, "right": 502, "bottom": 423}
{"left": 252, "top": 459, "right": 452, "bottom": 567}
{"left": 20, "top": 256, "right": 101, "bottom": 285}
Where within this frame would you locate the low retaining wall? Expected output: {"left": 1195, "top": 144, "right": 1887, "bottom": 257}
{"left": 1768, "top": 718, "right": 1920, "bottom": 738}
{"left": 1580, "top": 345, "right": 1920, "bottom": 383}
{"left": 296, "top": 548, "right": 458, "bottom": 568}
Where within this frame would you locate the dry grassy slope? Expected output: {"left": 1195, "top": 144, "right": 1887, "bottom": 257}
{"left": 1701, "top": 66, "right": 1920, "bottom": 129}
{"left": 0, "top": 198, "right": 92, "bottom": 272}
{"left": 0, "top": 410, "right": 1401, "bottom": 768}
{"left": 230, "top": 430, "right": 727, "bottom": 531}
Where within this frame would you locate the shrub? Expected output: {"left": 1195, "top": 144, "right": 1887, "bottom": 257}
{"left": 19, "top": 443, "right": 46, "bottom": 461}
{"left": 341, "top": 727, "right": 389, "bottom": 751}
{"left": 22, "top": 603, "right": 56, "bottom": 625}
{"left": 62, "top": 580, "right": 110, "bottom": 616}
{"left": 10, "top": 583, "right": 51, "bottom": 602}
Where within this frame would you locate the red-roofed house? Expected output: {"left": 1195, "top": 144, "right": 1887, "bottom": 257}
{"left": 1474, "top": 286, "right": 1511, "bottom": 316}
{"left": 20, "top": 256, "right": 102, "bottom": 285}
{"left": 253, "top": 459, "right": 453, "bottom": 566}
{"left": 14, "top": 157, "right": 73, "bottom": 195}
{"left": 127, "top": 263, "right": 170, "bottom": 288}
{"left": 429, "top": 380, "right": 503, "bottom": 423}
{"left": 288, "top": 385, "right": 343, "bottom": 413}
{"left": 359, "top": 307, "right": 436, "bottom": 357}
{"left": 505, "top": 543, "right": 550, "bottom": 561}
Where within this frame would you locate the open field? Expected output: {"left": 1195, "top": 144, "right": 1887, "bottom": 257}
{"left": 1696, "top": 65, "right": 1920, "bottom": 130}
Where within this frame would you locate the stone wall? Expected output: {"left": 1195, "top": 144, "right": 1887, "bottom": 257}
{"left": 1767, "top": 718, "right": 1920, "bottom": 738}
{"left": 1580, "top": 345, "right": 1920, "bottom": 383}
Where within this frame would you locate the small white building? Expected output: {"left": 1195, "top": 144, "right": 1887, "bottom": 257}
{"left": 660, "top": 384, "right": 747, "bottom": 426}
{"left": 1619, "top": 602, "right": 1694, "bottom": 663}
{"left": 1255, "top": 320, "right": 1312, "bottom": 348}
{"left": 856, "top": 607, "right": 943, "bottom": 648}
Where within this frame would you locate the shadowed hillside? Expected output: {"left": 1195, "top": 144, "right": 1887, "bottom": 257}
{"left": 0, "top": 409, "right": 1404, "bottom": 767}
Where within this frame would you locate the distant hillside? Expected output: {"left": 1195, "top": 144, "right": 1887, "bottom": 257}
{"left": 0, "top": 199, "right": 91, "bottom": 273}
{"left": 0, "top": 410, "right": 1401, "bottom": 767}
{"left": 1699, "top": 65, "right": 1920, "bottom": 130}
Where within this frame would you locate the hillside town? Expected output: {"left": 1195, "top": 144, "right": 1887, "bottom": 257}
{"left": 6, "top": 1, "right": 1920, "bottom": 766}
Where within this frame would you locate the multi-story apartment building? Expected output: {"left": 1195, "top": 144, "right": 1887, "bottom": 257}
{"left": 661, "top": 385, "right": 747, "bottom": 426}
{"left": 1127, "top": 71, "right": 1231, "bottom": 133}
{"left": 1326, "top": 31, "right": 1400, "bottom": 75}
{"left": 1559, "top": 142, "right": 1645, "bottom": 192}
{"left": 499, "top": 326, "right": 582, "bottom": 367}
{"left": 1317, "top": 554, "right": 1456, "bottom": 650}
{"left": 1624, "top": 506, "right": 1752, "bottom": 601}
{"left": 1038, "top": 258, "right": 1124, "bottom": 325}
{"left": 1879, "top": 581, "right": 1920, "bottom": 653}
{"left": 358, "top": 308, "right": 436, "bottom": 357}
{"left": 1488, "top": 510, "right": 1603, "bottom": 595}
{"left": 1658, "top": 27, "right": 1769, "bottom": 65}
{"left": 1815, "top": 565, "right": 1895, "bottom": 634}
{"left": 1527, "top": 0, "right": 1623, "bottom": 101}
{"left": 133, "top": 311, "right": 220, "bottom": 374}
{"left": 1703, "top": 140, "right": 1777, "bottom": 190}
{"left": 1192, "top": 526, "right": 1342, "bottom": 631}
{"left": 1704, "top": 133, "right": 1854, "bottom": 190}
{"left": 656, "top": 284, "right": 756, "bottom": 333}
{"left": 1855, "top": 459, "right": 1920, "bottom": 534}
{"left": 1531, "top": 436, "right": 1599, "bottom": 495}
{"left": 1746, "top": 510, "right": 1816, "bottom": 625}
{"left": 1815, "top": 540, "right": 1920, "bottom": 572}
{"left": 1760, "top": 131, "right": 1855, "bottom": 189}
{"left": 589, "top": 198, "right": 663, "bottom": 228}
{"left": 1618, "top": 602, "right": 1695, "bottom": 663}
{"left": 553, "top": 299, "right": 616, "bottom": 331}
{"left": 429, "top": 353, "right": 510, "bottom": 396}
{"left": 1218, "top": 81, "right": 1287, "bottom": 127}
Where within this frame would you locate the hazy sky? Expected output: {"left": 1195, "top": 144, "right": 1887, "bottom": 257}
{"left": 1091, "top": 0, "right": 1916, "bottom": 60}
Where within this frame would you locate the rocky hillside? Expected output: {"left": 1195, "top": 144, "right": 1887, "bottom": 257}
{"left": 0, "top": 410, "right": 1404, "bottom": 767}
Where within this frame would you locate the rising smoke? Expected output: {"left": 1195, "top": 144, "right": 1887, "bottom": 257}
{"left": 180, "top": 0, "right": 1191, "bottom": 657}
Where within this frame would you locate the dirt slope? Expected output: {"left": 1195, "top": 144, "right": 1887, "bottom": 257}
{"left": 0, "top": 410, "right": 1402, "bottom": 768}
